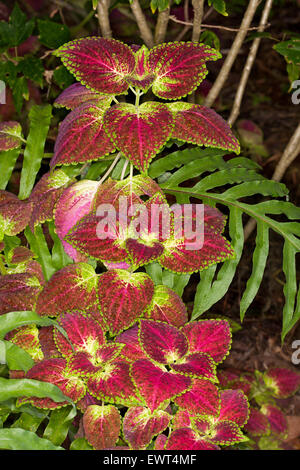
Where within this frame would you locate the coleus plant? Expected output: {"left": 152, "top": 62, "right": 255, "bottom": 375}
{"left": 218, "top": 366, "right": 300, "bottom": 450}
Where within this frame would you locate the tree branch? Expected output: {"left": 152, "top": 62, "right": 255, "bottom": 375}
{"left": 97, "top": 0, "right": 112, "bottom": 38}
{"left": 228, "top": 0, "right": 273, "bottom": 126}
{"left": 192, "top": 0, "right": 205, "bottom": 42}
{"left": 154, "top": 3, "right": 171, "bottom": 45}
{"left": 130, "top": 0, "right": 154, "bottom": 48}
{"left": 204, "top": 0, "right": 261, "bottom": 108}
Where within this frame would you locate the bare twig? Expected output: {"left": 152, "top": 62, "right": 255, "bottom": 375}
{"left": 97, "top": 0, "right": 112, "bottom": 38}
{"left": 244, "top": 122, "right": 300, "bottom": 240}
{"left": 175, "top": 0, "right": 191, "bottom": 41}
{"left": 154, "top": 3, "right": 171, "bottom": 45}
{"left": 204, "top": 0, "right": 261, "bottom": 108}
{"left": 130, "top": 0, "right": 154, "bottom": 48}
{"left": 192, "top": 0, "right": 205, "bottom": 42}
{"left": 169, "top": 15, "right": 270, "bottom": 32}
{"left": 228, "top": 0, "right": 273, "bottom": 126}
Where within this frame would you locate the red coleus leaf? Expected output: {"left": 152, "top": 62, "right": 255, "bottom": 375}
{"left": 87, "top": 360, "right": 140, "bottom": 406}
{"left": 55, "top": 37, "right": 135, "bottom": 95}
{"left": 131, "top": 359, "right": 191, "bottom": 412}
{"left": 168, "top": 103, "right": 240, "bottom": 154}
{"left": 67, "top": 345, "right": 123, "bottom": 377}
{"left": 148, "top": 42, "right": 221, "bottom": 100}
{"left": 103, "top": 102, "right": 173, "bottom": 172}
{"left": 83, "top": 404, "right": 121, "bottom": 450}
{"left": 97, "top": 270, "right": 154, "bottom": 336}
{"left": 0, "top": 121, "right": 23, "bottom": 150}
{"left": 0, "top": 273, "right": 41, "bottom": 315}
{"left": 76, "top": 392, "right": 102, "bottom": 413}
{"left": 123, "top": 406, "right": 171, "bottom": 450}
{"left": 6, "top": 324, "right": 43, "bottom": 362}
{"left": 217, "top": 389, "right": 249, "bottom": 427}
{"left": 28, "top": 169, "right": 73, "bottom": 231}
{"left": 192, "top": 418, "right": 246, "bottom": 446}
{"left": 147, "top": 285, "right": 188, "bottom": 327}
{"left": 172, "top": 409, "right": 192, "bottom": 430}
{"left": 243, "top": 407, "right": 270, "bottom": 437}
{"left": 154, "top": 434, "right": 168, "bottom": 450}
{"left": 261, "top": 404, "right": 288, "bottom": 437}
{"left": 54, "top": 83, "right": 112, "bottom": 110}
{"left": 126, "top": 46, "right": 155, "bottom": 91}
{"left": 51, "top": 102, "right": 115, "bottom": 168}
{"left": 165, "top": 428, "right": 220, "bottom": 450}
{"left": 7, "top": 246, "right": 35, "bottom": 265}
{"left": 21, "top": 358, "right": 86, "bottom": 409}
{"left": 158, "top": 227, "right": 234, "bottom": 274}
{"left": 35, "top": 263, "right": 98, "bottom": 317}
{"left": 38, "top": 326, "right": 61, "bottom": 359}
{"left": 263, "top": 368, "right": 300, "bottom": 398}
{"left": 170, "top": 352, "right": 217, "bottom": 381}
{"left": 0, "top": 191, "right": 33, "bottom": 236}
{"left": 125, "top": 238, "right": 164, "bottom": 267}
{"left": 174, "top": 378, "right": 219, "bottom": 416}
{"left": 139, "top": 319, "right": 188, "bottom": 365}
{"left": 54, "top": 179, "right": 99, "bottom": 261}
{"left": 53, "top": 312, "right": 105, "bottom": 357}
{"left": 181, "top": 320, "right": 231, "bottom": 364}
{"left": 115, "top": 324, "right": 147, "bottom": 362}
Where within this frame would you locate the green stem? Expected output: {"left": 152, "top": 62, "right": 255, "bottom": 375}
{"left": 98, "top": 153, "right": 121, "bottom": 185}
{"left": 70, "top": 9, "right": 95, "bottom": 34}
{"left": 0, "top": 256, "right": 7, "bottom": 275}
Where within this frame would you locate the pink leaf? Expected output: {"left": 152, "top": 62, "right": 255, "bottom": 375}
{"left": 207, "top": 420, "right": 246, "bottom": 446}
{"left": 261, "top": 404, "right": 288, "bottom": 437}
{"left": 35, "top": 263, "right": 98, "bottom": 317}
{"left": 243, "top": 407, "right": 270, "bottom": 437}
{"left": 51, "top": 102, "right": 115, "bottom": 168}
{"left": 55, "top": 37, "right": 135, "bottom": 94}
{"left": 123, "top": 406, "right": 171, "bottom": 449}
{"left": 148, "top": 42, "right": 221, "bottom": 100}
{"left": 170, "top": 352, "right": 217, "bottom": 381}
{"left": 264, "top": 368, "right": 300, "bottom": 398}
{"left": 83, "top": 404, "right": 121, "bottom": 450}
{"left": 139, "top": 319, "right": 188, "bottom": 364}
{"left": 172, "top": 409, "right": 192, "bottom": 430}
{"left": 218, "top": 389, "right": 249, "bottom": 427}
{"left": 147, "top": 285, "right": 188, "bottom": 327}
{"left": 154, "top": 434, "right": 167, "bottom": 450}
{"left": 54, "top": 179, "right": 99, "bottom": 261}
{"left": 115, "top": 324, "right": 147, "bottom": 362}
{"left": 165, "top": 428, "right": 220, "bottom": 450}
{"left": 131, "top": 359, "right": 191, "bottom": 412}
{"left": 0, "top": 121, "right": 23, "bottom": 150}
{"left": 29, "top": 169, "right": 73, "bottom": 231}
{"left": 126, "top": 46, "right": 155, "bottom": 91}
{"left": 169, "top": 103, "right": 240, "bottom": 154}
{"left": 54, "top": 83, "right": 112, "bottom": 110}
{"left": 181, "top": 319, "right": 232, "bottom": 363}
{"left": 0, "top": 273, "right": 41, "bottom": 315}
{"left": 174, "top": 378, "right": 219, "bottom": 416}
{"left": 97, "top": 270, "right": 154, "bottom": 335}
{"left": 103, "top": 102, "right": 173, "bottom": 171}
{"left": 87, "top": 360, "right": 140, "bottom": 406}
{"left": 53, "top": 312, "right": 105, "bottom": 357}
{"left": 125, "top": 238, "right": 164, "bottom": 267}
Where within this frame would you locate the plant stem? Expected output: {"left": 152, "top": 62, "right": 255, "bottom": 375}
{"left": 130, "top": 0, "right": 154, "bottom": 48}
{"left": 120, "top": 159, "right": 129, "bottom": 180}
{"left": 204, "top": 0, "right": 260, "bottom": 108}
{"left": 98, "top": 153, "right": 121, "bottom": 185}
{"left": 71, "top": 9, "right": 95, "bottom": 34}
{"left": 191, "top": 0, "right": 205, "bottom": 42}
{"left": 97, "top": 0, "right": 112, "bottom": 38}
{"left": 228, "top": 0, "right": 274, "bottom": 126}
{"left": 154, "top": 3, "right": 171, "bottom": 45}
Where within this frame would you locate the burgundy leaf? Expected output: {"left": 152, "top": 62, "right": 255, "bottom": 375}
{"left": 243, "top": 407, "right": 270, "bottom": 437}
{"left": 261, "top": 404, "right": 288, "bottom": 437}
{"left": 126, "top": 46, "right": 155, "bottom": 91}
{"left": 0, "top": 121, "right": 23, "bottom": 150}
{"left": 38, "top": 326, "right": 61, "bottom": 359}
{"left": 115, "top": 324, "right": 147, "bottom": 362}
{"left": 218, "top": 389, "right": 249, "bottom": 427}
{"left": 6, "top": 324, "right": 43, "bottom": 362}
{"left": 97, "top": 270, "right": 154, "bottom": 335}
{"left": 165, "top": 428, "right": 219, "bottom": 450}
{"left": 55, "top": 37, "right": 135, "bottom": 94}
{"left": 125, "top": 238, "right": 164, "bottom": 267}
{"left": 76, "top": 392, "right": 102, "bottom": 413}
{"left": 123, "top": 406, "right": 171, "bottom": 450}
{"left": 170, "top": 352, "right": 217, "bottom": 381}
{"left": 54, "top": 83, "right": 112, "bottom": 110}
{"left": 154, "top": 434, "right": 168, "bottom": 450}
{"left": 7, "top": 246, "right": 35, "bottom": 265}
{"left": 0, "top": 273, "right": 41, "bottom": 315}
{"left": 147, "top": 285, "right": 188, "bottom": 327}
{"left": 169, "top": 103, "right": 240, "bottom": 154}
{"left": 205, "top": 420, "right": 246, "bottom": 446}
{"left": 35, "top": 263, "right": 98, "bottom": 317}
{"left": 174, "top": 378, "right": 219, "bottom": 416}
{"left": 131, "top": 359, "right": 191, "bottom": 412}
{"left": 172, "top": 409, "right": 192, "bottom": 430}
{"left": 29, "top": 169, "right": 73, "bottom": 231}
{"left": 83, "top": 404, "right": 121, "bottom": 450}
{"left": 51, "top": 102, "right": 115, "bottom": 168}
{"left": 148, "top": 42, "right": 221, "bottom": 100}
{"left": 263, "top": 368, "right": 300, "bottom": 398}
{"left": 103, "top": 102, "right": 173, "bottom": 171}
{"left": 139, "top": 319, "right": 188, "bottom": 364}
{"left": 0, "top": 190, "right": 33, "bottom": 236}
{"left": 181, "top": 320, "right": 232, "bottom": 363}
